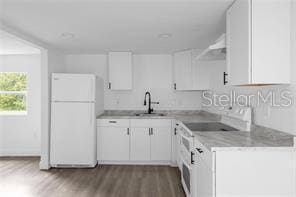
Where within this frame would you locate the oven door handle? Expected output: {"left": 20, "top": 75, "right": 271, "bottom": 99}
{"left": 191, "top": 151, "right": 195, "bottom": 164}
{"left": 181, "top": 156, "right": 192, "bottom": 170}
{"left": 178, "top": 130, "right": 193, "bottom": 141}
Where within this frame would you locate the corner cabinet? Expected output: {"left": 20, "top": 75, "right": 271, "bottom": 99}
{"left": 108, "top": 52, "right": 133, "bottom": 90}
{"left": 226, "top": 0, "right": 291, "bottom": 85}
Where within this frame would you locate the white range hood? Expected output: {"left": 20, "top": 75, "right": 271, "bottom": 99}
{"left": 196, "top": 34, "right": 226, "bottom": 61}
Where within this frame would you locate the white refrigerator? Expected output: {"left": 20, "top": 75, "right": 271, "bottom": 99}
{"left": 50, "top": 73, "right": 104, "bottom": 167}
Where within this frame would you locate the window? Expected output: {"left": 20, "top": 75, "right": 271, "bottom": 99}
{"left": 0, "top": 72, "right": 27, "bottom": 114}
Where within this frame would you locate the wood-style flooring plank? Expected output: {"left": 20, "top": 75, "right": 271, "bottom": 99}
{"left": 0, "top": 157, "right": 185, "bottom": 197}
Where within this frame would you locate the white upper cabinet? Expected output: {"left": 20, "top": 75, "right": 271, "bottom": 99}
{"left": 226, "top": 0, "right": 291, "bottom": 85}
{"left": 173, "top": 50, "right": 209, "bottom": 91}
{"left": 173, "top": 50, "right": 193, "bottom": 90}
{"left": 108, "top": 52, "right": 133, "bottom": 90}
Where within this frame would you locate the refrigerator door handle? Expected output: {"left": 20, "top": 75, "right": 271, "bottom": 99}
{"left": 90, "top": 104, "right": 93, "bottom": 125}
{"left": 90, "top": 77, "right": 94, "bottom": 101}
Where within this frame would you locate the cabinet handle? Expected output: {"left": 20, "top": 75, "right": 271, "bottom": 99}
{"left": 223, "top": 72, "right": 228, "bottom": 85}
{"left": 196, "top": 148, "right": 203, "bottom": 153}
{"left": 109, "top": 82, "right": 111, "bottom": 89}
{"left": 109, "top": 120, "right": 117, "bottom": 123}
{"left": 191, "top": 151, "right": 195, "bottom": 164}
{"left": 174, "top": 128, "right": 177, "bottom": 135}
{"left": 127, "top": 128, "right": 130, "bottom": 135}
{"left": 148, "top": 128, "right": 151, "bottom": 135}
{"left": 174, "top": 83, "right": 176, "bottom": 90}
{"left": 151, "top": 128, "right": 153, "bottom": 135}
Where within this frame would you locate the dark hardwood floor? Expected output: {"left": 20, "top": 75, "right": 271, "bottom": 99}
{"left": 0, "top": 157, "right": 185, "bottom": 197}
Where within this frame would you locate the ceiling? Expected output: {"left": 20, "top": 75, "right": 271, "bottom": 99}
{"left": 0, "top": 0, "right": 233, "bottom": 54}
{"left": 0, "top": 30, "right": 40, "bottom": 54}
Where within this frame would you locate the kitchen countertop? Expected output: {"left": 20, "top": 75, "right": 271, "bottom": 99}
{"left": 97, "top": 110, "right": 221, "bottom": 122}
{"left": 193, "top": 125, "right": 296, "bottom": 151}
{"left": 97, "top": 110, "right": 296, "bottom": 151}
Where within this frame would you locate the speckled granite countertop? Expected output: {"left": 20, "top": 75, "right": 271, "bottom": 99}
{"left": 97, "top": 110, "right": 296, "bottom": 151}
{"left": 97, "top": 110, "right": 221, "bottom": 122}
{"left": 192, "top": 125, "right": 296, "bottom": 151}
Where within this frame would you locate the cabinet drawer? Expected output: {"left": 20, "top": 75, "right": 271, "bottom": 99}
{"left": 97, "top": 119, "right": 130, "bottom": 127}
{"left": 130, "top": 119, "right": 172, "bottom": 128}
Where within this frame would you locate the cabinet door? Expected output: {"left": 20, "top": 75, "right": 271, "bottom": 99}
{"left": 226, "top": 0, "right": 251, "bottom": 85}
{"left": 99, "top": 127, "right": 130, "bottom": 161}
{"left": 196, "top": 155, "right": 213, "bottom": 197}
{"left": 176, "top": 128, "right": 182, "bottom": 170}
{"left": 215, "top": 151, "right": 295, "bottom": 196}
{"left": 251, "top": 0, "right": 291, "bottom": 84}
{"left": 130, "top": 128, "right": 150, "bottom": 161}
{"left": 108, "top": 52, "right": 132, "bottom": 90}
{"left": 150, "top": 127, "right": 171, "bottom": 161}
{"left": 173, "top": 50, "right": 193, "bottom": 90}
{"left": 171, "top": 126, "right": 177, "bottom": 165}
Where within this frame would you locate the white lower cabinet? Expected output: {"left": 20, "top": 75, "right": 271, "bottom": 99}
{"left": 130, "top": 127, "right": 171, "bottom": 162}
{"left": 151, "top": 127, "right": 171, "bottom": 161}
{"left": 194, "top": 139, "right": 296, "bottom": 197}
{"left": 97, "top": 119, "right": 172, "bottom": 164}
{"left": 130, "top": 119, "right": 172, "bottom": 163}
{"left": 99, "top": 127, "right": 130, "bottom": 161}
{"left": 196, "top": 159, "right": 213, "bottom": 197}
{"left": 170, "top": 120, "right": 178, "bottom": 166}
{"left": 130, "top": 128, "right": 150, "bottom": 161}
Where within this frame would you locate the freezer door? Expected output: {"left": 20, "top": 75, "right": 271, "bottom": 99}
{"left": 50, "top": 102, "right": 96, "bottom": 166}
{"left": 52, "top": 73, "right": 95, "bottom": 102}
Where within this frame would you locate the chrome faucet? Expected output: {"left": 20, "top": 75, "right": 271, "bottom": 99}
{"left": 144, "top": 91, "right": 159, "bottom": 114}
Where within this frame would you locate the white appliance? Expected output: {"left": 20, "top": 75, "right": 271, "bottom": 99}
{"left": 50, "top": 73, "right": 104, "bottom": 168}
{"left": 178, "top": 106, "right": 252, "bottom": 197}
{"left": 177, "top": 123, "right": 195, "bottom": 197}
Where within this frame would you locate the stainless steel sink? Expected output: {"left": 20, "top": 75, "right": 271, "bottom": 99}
{"left": 134, "top": 113, "right": 165, "bottom": 117}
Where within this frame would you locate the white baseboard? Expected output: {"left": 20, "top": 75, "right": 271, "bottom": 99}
{"left": 170, "top": 163, "right": 178, "bottom": 167}
{"left": 39, "top": 159, "right": 50, "bottom": 170}
{"left": 98, "top": 160, "right": 172, "bottom": 165}
{"left": 0, "top": 148, "right": 40, "bottom": 157}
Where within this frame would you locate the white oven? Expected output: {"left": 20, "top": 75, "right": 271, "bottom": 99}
{"left": 177, "top": 106, "right": 252, "bottom": 197}
{"left": 177, "top": 123, "right": 195, "bottom": 197}
{"left": 180, "top": 150, "right": 194, "bottom": 196}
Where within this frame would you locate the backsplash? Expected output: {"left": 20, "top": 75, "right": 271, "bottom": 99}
{"left": 201, "top": 85, "right": 296, "bottom": 135}
{"left": 65, "top": 54, "right": 202, "bottom": 110}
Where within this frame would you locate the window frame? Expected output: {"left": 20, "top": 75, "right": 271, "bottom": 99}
{"left": 0, "top": 72, "right": 28, "bottom": 116}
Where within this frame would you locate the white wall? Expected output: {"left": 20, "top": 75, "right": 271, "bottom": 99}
{"left": 39, "top": 49, "right": 65, "bottom": 168}
{"left": 201, "top": 1, "right": 296, "bottom": 135}
{"left": 0, "top": 26, "right": 67, "bottom": 168}
{"left": 65, "top": 54, "right": 202, "bottom": 111}
{"left": 0, "top": 55, "right": 41, "bottom": 156}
